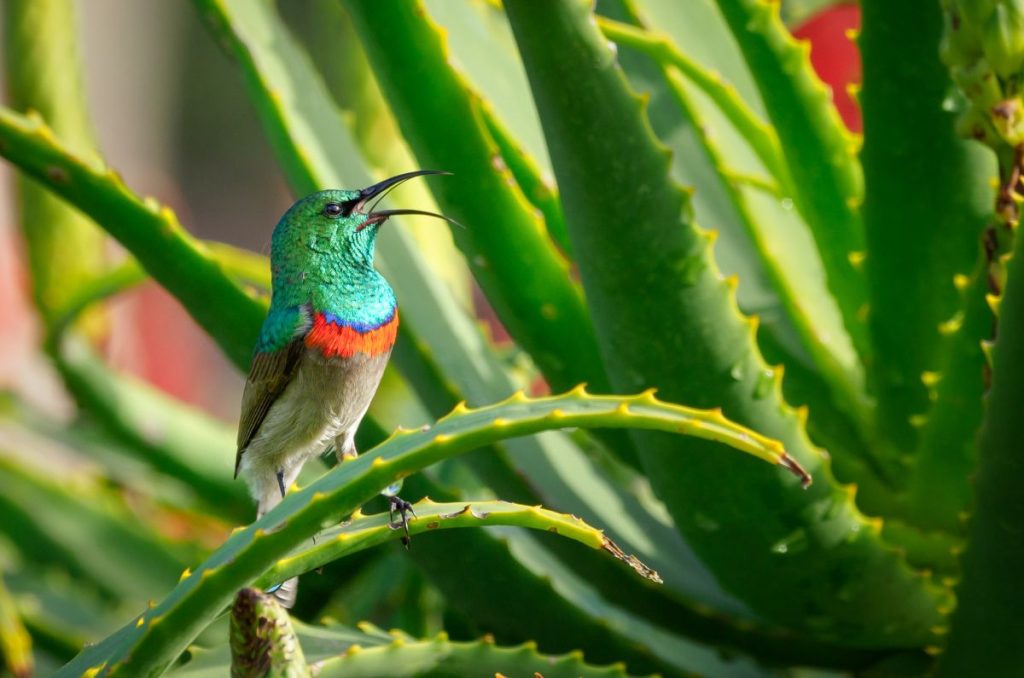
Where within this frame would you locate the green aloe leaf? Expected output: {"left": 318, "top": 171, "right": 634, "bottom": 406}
{"left": 598, "top": 11, "right": 877, "bottom": 477}
{"left": 595, "top": 0, "right": 883, "bottom": 507}
{"left": 57, "top": 390, "right": 798, "bottom": 676}
{"left": 0, "top": 107, "right": 264, "bottom": 371}
{"left": 3, "top": 566, "right": 125, "bottom": 660}
{"left": 904, "top": 254, "right": 992, "bottom": 532}
{"left": 393, "top": 473, "right": 880, "bottom": 672}
{"left": 940, "top": 215, "right": 1024, "bottom": 674}
{"left": 395, "top": 478, "right": 761, "bottom": 676}
{"left": 503, "top": 0, "right": 948, "bottom": 645}
{"left": 314, "top": 633, "right": 642, "bottom": 678}
{"left": 860, "top": 0, "right": 995, "bottom": 458}
{"left": 713, "top": 0, "right": 869, "bottom": 360}
{"left": 175, "top": 619, "right": 641, "bottom": 678}
{"left": 0, "top": 569, "right": 33, "bottom": 678}
{"left": 0, "top": 455, "right": 191, "bottom": 606}
{"left": 345, "top": 0, "right": 609, "bottom": 396}
{"left": 53, "top": 342, "right": 251, "bottom": 522}
{"left": 257, "top": 498, "right": 662, "bottom": 591}
{"left": 630, "top": 0, "right": 765, "bottom": 117}
{"left": 596, "top": 16, "right": 790, "bottom": 195}
{"left": 3, "top": 0, "right": 107, "bottom": 326}
{"left": 477, "top": 105, "right": 569, "bottom": 255}
{"left": 421, "top": 0, "right": 551, "bottom": 171}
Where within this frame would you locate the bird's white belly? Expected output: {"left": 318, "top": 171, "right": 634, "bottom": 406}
{"left": 238, "top": 349, "right": 389, "bottom": 508}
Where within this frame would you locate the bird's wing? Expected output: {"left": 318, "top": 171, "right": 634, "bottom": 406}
{"left": 235, "top": 306, "right": 310, "bottom": 476}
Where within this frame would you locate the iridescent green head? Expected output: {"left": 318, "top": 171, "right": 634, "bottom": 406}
{"left": 266, "top": 170, "right": 456, "bottom": 318}
{"left": 271, "top": 188, "right": 377, "bottom": 275}
{"left": 271, "top": 170, "right": 454, "bottom": 275}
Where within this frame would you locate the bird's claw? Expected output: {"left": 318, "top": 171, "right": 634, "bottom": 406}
{"left": 388, "top": 496, "right": 416, "bottom": 548}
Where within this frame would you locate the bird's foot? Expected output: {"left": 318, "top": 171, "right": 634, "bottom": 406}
{"left": 388, "top": 496, "right": 417, "bottom": 549}
{"left": 276, "top": 469, "right": 286, "bottom": 499}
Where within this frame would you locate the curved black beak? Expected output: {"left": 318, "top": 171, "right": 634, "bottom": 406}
{"left": 352, "top": 169, "right": 451, "bottom": 214}
{"left": 352, "top": 169, "right": 462, "bottom": 231}
{"left": 360, "top": 208, "right": 465, "bottom": 230}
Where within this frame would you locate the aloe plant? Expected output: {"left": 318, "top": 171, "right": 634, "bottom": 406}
{"left": 1, "top": 0, "right": 1022, "bottom": 674}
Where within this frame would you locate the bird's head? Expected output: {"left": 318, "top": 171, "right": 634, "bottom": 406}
{"left": 271, "top": 170, "right": 457, "bottom": 276}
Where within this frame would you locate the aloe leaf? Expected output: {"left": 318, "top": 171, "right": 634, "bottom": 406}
{"left": 171, "top": 619, "right": 386, "bottom": 677}
{"left": 0, "top": 455, "right": 190, "bottom": 606}
{"left": 4, "top": 567, "right": 125, "bottom": 659}
{"left": 0, "top": 107, "right": 264, "bottom": 371}
{"left": 399, "top": 473, "right": 887, "bottom": 672}
{"left": 345, "top": 0, "right": 610, "bottom": 395}
{"left": 53, "top": 342, "right": 251, "bottom": 522}
{"left": 176, "top": 619, "right": 639, "bottom": 678}
{"left": 712, "top": 0, "right": 869, "bottom": 359}
{"left": 402, "top": 500, "right": 754, "bottom": 676}
{"left": 3, "top": 0, "right": 107, "bottom": 327}
{"left": 258, "top": 498, "right": 661, "bottom": 591}
{"left": 504, "top": 0, "right": 949, "bottom": 644}
{"left": 57, "top": 390, "right": 797, "bottom": 676}
{"left": 478, "top": 104, "right": 570, "bottom": 255}
{"left": 940, "top": 224, "right": 1024, "bottom": 674}
{"left": 315, "top": 634, "right": 642, "bottom": 678}
{"left": 421, "top": 0, "right": 551, "bottom": 170}
{"left": 0, "top": 569, "right": 33, "bottom": 678}
{"left": 880, "top": 521, "right": 963, "bottom": 580}
{"left": 630, "top": 0, "right": 765, "bottom": 117}
{"left": 904, "top": 254, "right": 992, "bottom": 532}
{"left": 596, "top": 0, "right": 880, "bottom": 495}
{"left": 596, "top": 16, "right": 791, "bottom": 195}
{"left": 602, "top": 15, "right": 876, "bottom": 469}
{"left": 860, "top": 0, "right": 996, "bottom": 457}
{"left": 388, "top": 319, "right": 792, "bottom": 655}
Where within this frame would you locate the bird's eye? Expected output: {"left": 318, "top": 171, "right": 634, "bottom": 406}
{"left": 323, "top": 202, "right": 344, "bottom": 218}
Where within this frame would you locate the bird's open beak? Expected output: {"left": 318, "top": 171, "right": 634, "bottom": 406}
{"left": 352, "top": 169, "right": 462, "bottom": 230}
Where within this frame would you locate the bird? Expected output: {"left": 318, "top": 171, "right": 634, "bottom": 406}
{"left": 235, "top": 170, "right": 455, "bottom": 607}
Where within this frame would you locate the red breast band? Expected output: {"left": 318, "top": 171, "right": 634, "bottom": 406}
{"left": 304, "top": 310, "right": 399, "bottom": 358}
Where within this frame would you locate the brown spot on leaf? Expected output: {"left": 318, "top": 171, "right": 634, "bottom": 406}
{"left": 440, "top": 505, "right": 470, "bottom": 520}
{"left": 46, "top": 165, "right": 69, "bottom": 183}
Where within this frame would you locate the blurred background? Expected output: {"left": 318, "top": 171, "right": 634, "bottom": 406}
{"left": 0, "top": 0, "right": 858, "bottom": 426}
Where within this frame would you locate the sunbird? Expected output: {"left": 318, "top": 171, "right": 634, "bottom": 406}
{"left": 235, "top": 170, "right": 455, "bottom": 606}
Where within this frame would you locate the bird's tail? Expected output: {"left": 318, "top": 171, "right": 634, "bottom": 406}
{"left": 266, "top": 576, "right": 298, "bottom": 608}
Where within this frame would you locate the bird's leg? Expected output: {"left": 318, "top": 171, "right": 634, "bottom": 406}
{"left": 276, "top": 469, "right": 286, "bottom": 499}
{"left": 336, "top": 432, "right": 417, "bottom": 545}
{"left": 388, "top": 496, "right": 417, "bottom": 548}
{"left": 334, "top": 431, "right": 358, "bottom": 463}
